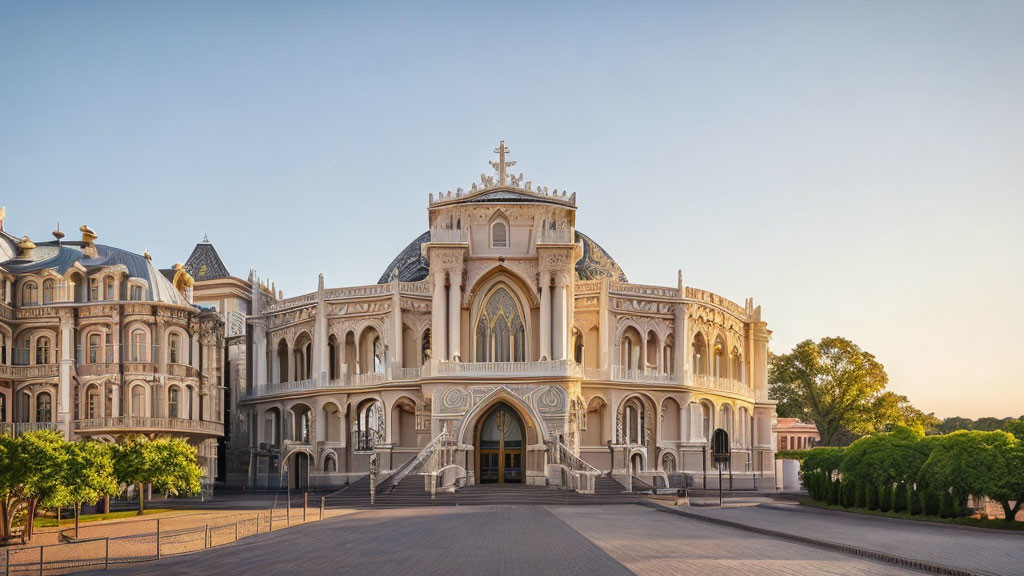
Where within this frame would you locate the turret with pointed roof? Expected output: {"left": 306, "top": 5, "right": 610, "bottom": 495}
{"left": 184, "top": 235, "right": 231, "bottom": 281}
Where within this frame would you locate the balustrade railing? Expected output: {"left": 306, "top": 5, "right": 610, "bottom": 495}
{"left": 611, "top": 366, "right": 676, "bottom": 383}
{"left": 434, "top": 359, "right": 582, "bottom": 378}
{"left": 694, "top": 374, "right": 755, "bottom": 397}
{"left": 392, "top": 367, "right": 421, "bottom": 381}
{"left": 420, "top": 426, "right": 463, "bottom": 498}
{"left": 0, "top": 363, "right": 59, "bottom": 379}
{"left": 551, "top": 441, "right": 601, "bottom": 493}
{"left": 73, "top": 416, "right": 223, "bottom": 435}
{"left": 429, "top": 227, "right": 468, "bottom": 243}
{"left": 12, "top": 422, "right": 62, "bottom": 435}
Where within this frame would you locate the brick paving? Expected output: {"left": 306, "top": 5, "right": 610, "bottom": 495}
{"left": 550, "top": 505, "right": 920, "bottom": 576}
{"left": 677, "top": 503, "right": 1024, "bottom": 576}
{"left": 89, "top": 505, "right": 633, "bottom": 576}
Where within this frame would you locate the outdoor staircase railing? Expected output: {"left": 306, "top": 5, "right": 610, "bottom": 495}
{"left": 551, "top": 441, "right": 602, "bottom": 494}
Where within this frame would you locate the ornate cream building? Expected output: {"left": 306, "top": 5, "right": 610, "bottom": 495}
{"left": 240, "top": 143, "right": 777, "bottom": 494}
{"left": 0, "top": 214, "right": 225, "bottom": 487}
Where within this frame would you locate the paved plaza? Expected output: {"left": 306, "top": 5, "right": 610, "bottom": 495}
{"left": 82, "top": 501, "right": 1024, "bottom": 576}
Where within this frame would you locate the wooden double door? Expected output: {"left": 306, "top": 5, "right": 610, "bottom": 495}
{"left": 477, "top": 403, "right": 525, "bottom": 484}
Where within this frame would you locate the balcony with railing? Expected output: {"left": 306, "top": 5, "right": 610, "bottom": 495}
{"left": 73, "top": 416, "right": 223, "bottom": 436}
{"left": 609, "top": 366, "right": 677, "bottom": 383}
{"left": 0, "top": 421, "right": 63, "bottom": 436}
{"left": 431, "top": 359, "right": 583, "bottom": 378}
{"left": 0, "top": 363, "right": 59, "bottom": 379}
{"left": 693, "top": 374, "right": 755, "bottom": 398}
{"left": 73, "top": 344, "right": 200, "bottom": 378}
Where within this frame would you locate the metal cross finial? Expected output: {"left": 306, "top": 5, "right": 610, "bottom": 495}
{"left": 491, "top": 140, "right": 517, "bottom": 186}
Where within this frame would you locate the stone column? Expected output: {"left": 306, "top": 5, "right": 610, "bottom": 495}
{"left": 552, "top": 274, "right": 566, "bottom": 361}
{"left": 431, "top": 271, "right": 447, "bottom": 362}
{"left": 58, "top": 313, "right": 74, "bottom": 437}
{"left": 539, "top": 271, "right": 551, "bottom": 361}
{"left": 111, "top": 383, "right": 120, "bottom": 418}
{"left": 391, "top": 288, "right": 403, "bottom": 369}
{"left": 314, "top": 274, "right": 327, "bottom": 385}
{"left": 675, "top": 301, "right": 687, "bottom": 385}
{"left": 286, "top": 343, "right": 295, "bottom": 383}
{"left": 448, "top": 265, "right": 462, "bottom": 361}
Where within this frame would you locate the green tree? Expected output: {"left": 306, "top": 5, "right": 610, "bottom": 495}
{"left": 114, "top": 436, "right": 203, "bottom": 514}
{"left": 769, "top": 337, "right": 889, "bottom": 445}
{"left": 63, "top": 441, "right": 119, "bottom": 536}
{"left": 919, "top": 430, "right": 1024, "bottom": 520}
{"left": 0, "top": 430, "right": 69, "bottom": 543}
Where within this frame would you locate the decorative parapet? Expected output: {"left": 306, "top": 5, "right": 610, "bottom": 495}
{"left": 0, "top": 364, "right": 59, "bottom": 379}
{"left": 432, "top": 359, "right": 583, "bottom": 378}
{"left": 574, "top": 280, "right": 601, "bottom": 293}
{"left": 267, "top": 281, "right": 431, "bottom": 314}
{"left": 609, "top": 282, "right": 680, "bottom": 299}
{"left": 694, "top": 374, "right": 756, "bottom": 399}
{"left": 685, "top": 287, "right": 748, "bottom": 320}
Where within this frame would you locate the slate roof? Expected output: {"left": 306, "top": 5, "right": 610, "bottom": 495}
{"left": 183, "top": 239, "right": 231, "bottom": 281}
{"left": 0, "top": 241, "right": 190, "bottom": 306}
{"left": 377, "top": 230, "right": 627, "bottom": 284}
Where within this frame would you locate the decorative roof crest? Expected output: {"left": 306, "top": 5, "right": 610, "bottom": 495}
{"left": 429, "top": 141, "right": 576, "bottom": 207}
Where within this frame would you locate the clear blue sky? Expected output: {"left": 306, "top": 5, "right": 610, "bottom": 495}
{"left": 2, "top": 1, "right": 1021, "bottom": 419}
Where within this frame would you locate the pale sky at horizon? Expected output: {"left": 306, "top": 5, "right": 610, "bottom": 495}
{"left": 2, "top": 1, "right": 1021, "bottom": 419}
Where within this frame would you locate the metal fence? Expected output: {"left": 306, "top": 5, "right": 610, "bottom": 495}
{"left": 1, "top": 499, "right": 326, "bottom": 576}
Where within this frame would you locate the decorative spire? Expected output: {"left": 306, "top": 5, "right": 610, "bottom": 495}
{"left": 52, "top": 222, "right": 65, "bottom": 242}
{"left": 489, "top": 140, "right": 517, "bottom": 186}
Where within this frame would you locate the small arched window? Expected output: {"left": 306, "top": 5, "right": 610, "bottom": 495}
{"left": 88, "top": 334, "right": 101, "bottom": 364}
{"left": 129, "top": 285, "right": 143, "bottom": 301}
{"left": 36, "top": 392, "right": 52, "bottom": 422}
{"left": 22, "top": 282, "right": 38, "bottom": 306}
{"left": 35, "top": 337, "right": 51, "bottom": 365}
{"left": 168, "top": 387, "right": 180, "bottom": 419}
{"left": 131, "top": 385, "right": 145, "bottom": 417}
{"left": 169, "top": 334, "right": 180, "bottom": 364}
{"left": 89, "top": 278, "right": 99, "bottom": 301}
{"left": 42, "top": 279, "right": 55, "bottom": 304}
{"left": 130, "top": 329, "right": 148, "bottom": 362}
{"left": 103, "top": 277, "right": 115, "bottom": 300}
{"left": 491, "top": 221, "right": 508, "bottom": 248}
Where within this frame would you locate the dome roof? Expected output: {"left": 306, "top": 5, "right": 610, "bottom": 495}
{"left": 377, "top": 230, "right": 627, "bottom": 284}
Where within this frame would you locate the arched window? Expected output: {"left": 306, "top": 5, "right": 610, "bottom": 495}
{"left": 35, "top": 337, "right": 51, "bottom": 364}
{"left": 372, "top": 337, "right": 384, "bottom": 374}
{"left": 621, "top": 398, "right": 645, "bottom": 445}
{"left": 36, "top": 392, "right": 52, "bottom": 422}
{"left": 1, "top": 334, "right": 6, "bottom": 364}
{"left": 662, "top": 452, "right": 676, "bottom": 472}
{"left": 692, "top": 333, "right": 707, "bottom": 376}
{"left": 169, "top": 334, "right": 180, "bottom": 364}
{"left": 131, "top": 385, "right": 145, "bottom": 417}
{"left": 42, "top": 279, "right": 55, "bottom": 304}
{"left": 88, "top": 334, "right": 101, "bottom": 364}
{"left": 491, "top": 221, "right": 508, "bottom": 248}
{"left": 299, "top": 411, "right": 310, "bottom": 443}
{"left": 356, "top": 401, "right": 384, "bottom": 451}
{"left": 87, "top": 386, "right": 101, "bottom": 419}
{"left": 323, "top": 454, "right": 337, "bottom": 473}
{"left": 22, "top": 282, "right": 38, "bottom": 306}
{"left": 168, "top": 387, "right": 180, "bottom": 418}
{"left": 421, "top": 329, "right": 431, "bottom": 361}
{"left": 103, "top": 277, "right": 115, "bottom": 300}
{"left": 731, "top": 347, "right": 743, "bottom": 383}
{"left": 701, "top": 402, "right": 712, "bottom": 441}
{"left": 264, "top": 408, "right": 281, "bottom": 446}
{"left": 713, "top": 337, "right": 726, "bottom": 377}
{"left": 89, "top": 278, "right": 99, "bottom": 301}
{"left": 130, "top": 329, "right": 148, "bottom": 362}
{"left": 129, "top": 285, "right": 143, "bottom": 301}
{"left": 573, "top": 329, "right": 584, "bottom": 364}
{"left": 0, "top": 394, "right": 6, "bottom": 422}
{"left": 474, "top": 287, "right": 525, "bottom": 362}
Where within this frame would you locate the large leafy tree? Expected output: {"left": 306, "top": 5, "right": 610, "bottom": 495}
{"left": 115, "top": 436, "right": 203, "bottom": 514}
{"left": 0, "top": 430, "right": 69, "bottom": 543}
{"left": 63, "top": 441, "right": 119, "bottom": 535}
{"left": 919, "top": 430, "right": 1024, "bottom": 520}
{"left": 769, "top": 337, "right": 889, "bottom": 445}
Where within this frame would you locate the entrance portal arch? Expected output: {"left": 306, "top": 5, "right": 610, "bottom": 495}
{"left": 475, "top": 402, "right": 525, "bottom": 484}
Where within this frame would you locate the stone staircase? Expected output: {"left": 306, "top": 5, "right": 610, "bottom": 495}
{"left": 324, "top": 474, "right": 639, "bottom": 508}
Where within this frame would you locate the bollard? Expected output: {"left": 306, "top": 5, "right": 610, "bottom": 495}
{"left": 38, "top": 545, "right": 43, "bottom": 576}
{"left": 320, "top": 497, "right": 325, "bottom": 521}
{"left": 105, "top": 537, "right": 110, "bottom": 569}
{"left": 235, "top": 521, "right": 239, "bottom": 542}
{"left": 303, "top": 492, "right": 308, "bottom": 522}
{"left": 205, "top": 524, "right": 210, "bottom": 549}
{"left": 286, "top": 498, "right": 291, "bottom": 527}
{"left": 269, "top": 508, "right": 274, "bottom": 532}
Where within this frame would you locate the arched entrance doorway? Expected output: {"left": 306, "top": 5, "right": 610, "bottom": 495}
{"left": 289, "top": 452, "right": 309, "bottom": 490}
{"left": 476, "top": 402, "right": 525, "bottom": 484}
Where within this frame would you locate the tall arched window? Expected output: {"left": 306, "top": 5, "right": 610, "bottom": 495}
{"left": 692, "top": 332, "right": 708, "bottom": 375}
{"left": 713, "top": 337, "right": 726, "bottom": 377}
{"left": 356, "top": 401, "right": 384, "bottom": 451}
{"left": 35, "top": 337, "right": 51, "bottom": 364}
{"left": 36, "top": 392, "right": 52, "bottom": 422}
{"left": 131, "top": 385, "right": 145, "bottom": 417}
{"left": 169, "top": 334, "right": 180, "bottom": 364}
{"left": 89, "top": 278, "right": 99, "bottom": 301}
{"left": 103, "top": 277, "right": 115, "bottom": 300}
{"left": 168, "top": 387, "right": 180, "bottom": 418}
{"left": 22, "top": 282, "right": 38, "bottom": 306}
{"left": 701, "top": 402, "right": 712, "bottom": 441}
{"left": 491, "top": 221, "right": 508, "bottom": 248}
{"left": 130, "top": 329, "right": 148, "bottom": 362}
{"left": 731, "top": 348, "right": 743, "bottom": 382}
{"left": 129, "top": 285, "right": 143, "bottom": 301}
{"left": 474, "top": 287, "right": 525, "bottom": 362}
{"left": 0, "top": 394, "right": 6, "bottom": 422}
{"left": 87, "top": 386, "right": 101, "bottom": 419}
{"left": 1, "top": 334, "right": 6, "bottom": 364}
{"left": 42, "top": 279, "right": 55, "bottom": 304}
{"left": 372, "top": 337, "right": 384, "bottom": 374}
